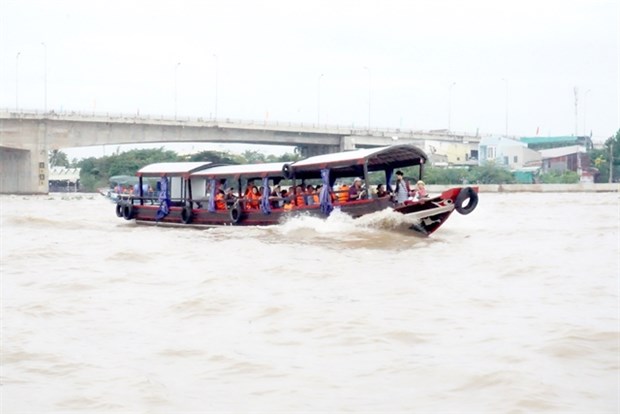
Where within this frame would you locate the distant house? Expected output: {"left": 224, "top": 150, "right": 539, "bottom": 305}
{"left": 49, "top": 167, "right": 81, "bottom": 192}
{"left": 538, "top": 145, "right": 595, "bottom": 181}
{"left": 423, "top": 140, "right": 479, "bottom": 166}
{"left": 478, "top": 136, "right": 541, "bottom": 169}
{"left": 519, "top": 135, "right": 593, "bottom": 151}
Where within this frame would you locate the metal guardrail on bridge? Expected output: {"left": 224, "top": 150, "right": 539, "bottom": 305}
{"left": 0, "top": 108, "right": 489, "bottom": 142}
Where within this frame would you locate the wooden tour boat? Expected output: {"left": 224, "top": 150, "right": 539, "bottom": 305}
{"left": 114, "top": 145, "right": 479, "bottom": 236}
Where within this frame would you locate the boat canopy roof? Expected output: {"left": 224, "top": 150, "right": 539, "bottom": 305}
{"left": 191, "top": 162, "right": 287, "bottom": 180}
{"left": 135, "top": 145, "right": 427, "bottom": 182}
{"left": 289, "top": 144, "right": 427, "bottom": 179}
{"left": 109, "top": 175, "right": 139, "bottom": 185}
{"left": 137, "top": 161, "right": 213, "bottom": 177}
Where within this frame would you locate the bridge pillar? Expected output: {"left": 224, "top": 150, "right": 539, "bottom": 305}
{"left": 0, "top": 119, "right": 49, "bottom": 194}
{"left": 340, "top": 136, "right": 356, "bottom": 151}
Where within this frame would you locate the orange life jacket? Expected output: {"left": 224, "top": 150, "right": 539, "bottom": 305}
{"left": 247, "top": 192, "right": 260, "bottom": 209}
{"left": 295, "top": 194, "right": 306, "bottom": 206}
{"left": 215, "top": 193, "right": 226, "bottom": 210}
{"left": 338, "top": 185, "right": 349, "bottom": 203}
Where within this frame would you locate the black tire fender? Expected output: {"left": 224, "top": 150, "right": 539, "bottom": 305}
{"left": 115, "top": 202, "right": 123, "bottom": 217}
{"left": 181, "top": 205, "right": 193, "bottom": 224}
{"left": 282, "top": 163, "right": 293, "bottom": 179}
{"left": 455, "top": 187, "right": 478, "bottom": 215}
{"left": 229, "top": 202, "right": 241, "bottom": 224}
{"left": 122, "top": 203, "right": 134, "bottom": 220}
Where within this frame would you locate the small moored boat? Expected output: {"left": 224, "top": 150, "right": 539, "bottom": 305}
{"left": 114, "top": 145, "right": 479, "bottom": 236}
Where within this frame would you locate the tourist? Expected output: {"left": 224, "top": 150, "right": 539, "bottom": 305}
{"left": 394, "top": 170, "right": 410, "bottom": 204}
{"left": 337, "top": 182, "right": 349, "bottom": 203}
{"left": 348, "top": 178, "right": 366, "bottom": 201}
{"left": 376, "top": 184, "right": 388, "bottom": 198}
{"left": 270, "top": 185, "right": 282, "bottom": 208}
{"left": 305, "top": 185, "right": 319, "bottom": 205}
{"left": 215, "top": 187, "right": 226, "bottom": 210}
{"left": 294, "top": 186, "right": 306, "bottom": 206}
{"left": 247, "top": 186, "right": 261, "bottom": 209}
{"left": 415, "top": 180, "right": 429, "bottom": 200}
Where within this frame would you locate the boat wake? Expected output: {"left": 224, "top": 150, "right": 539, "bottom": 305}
{"left": 353, "top": 207, "right": 422, "bottom": 230}
{"left": 269, "top": 208, "right": 427, "bottom": 249}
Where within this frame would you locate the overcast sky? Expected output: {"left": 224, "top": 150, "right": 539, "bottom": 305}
{"left": 1, "top": 0, "right": 618, "bottom": 158}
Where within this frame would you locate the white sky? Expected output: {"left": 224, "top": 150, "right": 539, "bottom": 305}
{"left": 1, "top": 0, "right": 618, "bottom": 159}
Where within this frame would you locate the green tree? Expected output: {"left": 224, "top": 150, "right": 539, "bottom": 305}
{"left": 49, "top": 150, "right": 70, "bottom": 167}
{"left": 468, "top": 162, "right": 515, "bottom": 184}
{"left": 241, "top": 150, "right": 267, "bottom": 164}
{"left": 587, "top": 129, "right": 619, "bottom": 183}
{"left": 77, "top": 148, "right": 179, "bottom": 191}
{"left": 276, "top": 152, "right": 302, "bottom": 162}
{"left": 539, "top": 170, "right": 580, "bottom": 183}
{"left": 183, "top": 150, "right": 241, "bottom": 164}
{"left": 423, "top": 167, "right": 469, "bottom": 185}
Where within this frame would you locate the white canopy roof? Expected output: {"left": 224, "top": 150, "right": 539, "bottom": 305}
{"left": 192, "top": 162, "right": 287, "bottom": 179}
{"left": 137, "top": 162, "right": 212, "bottom": 177}
{"left": 49, "top": 167, "right": 81, "bottom": 182}
{"left": 291, "top": 144, "right": 428, "bottom": 173}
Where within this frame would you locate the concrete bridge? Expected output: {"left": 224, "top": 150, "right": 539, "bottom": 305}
{"left": 0, "top": 109, "right": 482, "bottom": 194}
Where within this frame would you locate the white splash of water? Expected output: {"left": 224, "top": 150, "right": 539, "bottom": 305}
{"left": 354, "top": 208, "right": 420, "bottom": 230}
{"left": 276, "top": 207, "right": 419, "bottom": 237}
{"left": 277, "top": 209, "right": 366, "bottom": 236}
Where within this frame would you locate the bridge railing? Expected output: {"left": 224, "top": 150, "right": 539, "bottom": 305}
{"left": 0, "top": 107, "right": 490, "bottom": 140}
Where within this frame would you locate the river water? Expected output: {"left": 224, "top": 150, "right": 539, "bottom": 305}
{"left": 1, "top": 192, "right": 619, "bottom": 413}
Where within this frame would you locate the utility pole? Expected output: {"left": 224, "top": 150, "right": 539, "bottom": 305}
{"left": 15, "top": 51, "right": 20, "bottom": 111}
{"left": 574, "top": 86, "right": 578, "bottom": 136}
{"left": 610, "top": 142, "right": 614, "bottom": 183}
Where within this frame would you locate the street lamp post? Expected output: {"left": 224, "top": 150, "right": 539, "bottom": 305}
{"left": 41, "top": 42, "right": 47, "bottom": 112}
{"left": 363, "top": 66, "right": 371, "bottom": 131}
{"left": 213, "top": 54, "right": 218, "bottom": 119}
{"left": 583, "top": 89, "right": 591, "bottom": 136}
{"left": 502, "top": 78, "right": 508, "bottom": 137}
{"left": 15, "top": 52, "right": 20, "bottom": 111}
{"left": 448, "top": 82, "right": 456, "bottom": 132}
{"left": 317, "top": 73, "right": 324, "bottom": 125}
{"left": 174, "top": 62, "right": 181, "bottom": 119}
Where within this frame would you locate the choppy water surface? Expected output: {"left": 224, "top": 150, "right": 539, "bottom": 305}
{"left": 1, "top": 192, "right": 619, "bottom": 413}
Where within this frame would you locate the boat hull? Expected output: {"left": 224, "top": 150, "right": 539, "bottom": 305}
{"left": 118, "top": 187, "right": 478, "bottom": 236}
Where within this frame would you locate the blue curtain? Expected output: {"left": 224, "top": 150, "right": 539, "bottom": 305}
{"left": 386, "top": 168, "right": 394, "bottom": 193}
{"left": 155, "top": 176, "right": 170, "bottom": 221}
{"left": 260, "top": 177, "right": 271, "bottom": 215}
{"left": 208, "top": 179, "right": 216, "bottom": 212}
{"left": 319, "top": 168, "right": 333, "bottom": 216}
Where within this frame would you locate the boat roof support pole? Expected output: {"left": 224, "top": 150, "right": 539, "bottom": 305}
{"left": 187, "top": 178, "right": 193, "bottom": 206}
{"left": 386, "top": 168, "right": 394, "bottom": 193}
{"left": 362, "top": 162, "right": 371, "bottom": 199}
{"left": 139, "top": 176, "right": 144, "bottom": 205}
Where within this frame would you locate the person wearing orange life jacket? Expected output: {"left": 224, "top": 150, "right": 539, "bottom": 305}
{"left": 214, "top": 187, "right": 226, "bottom": 210}
{"left": 337, "top": 183, "right": 349, "bottom": 203}
{"left": 294, "top": 186, "right": 306, "bottom": 207}
{"left": 247, "top": 186, "right": 261, "bottom": 209}
{"left": 305, "top": 185, "right": 319, "bottom": 205}
{"left": 244, "top": 180, "right": 257, "bottom": 198}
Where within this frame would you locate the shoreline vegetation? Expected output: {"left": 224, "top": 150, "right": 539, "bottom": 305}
{"left": 429, "top": 183, "right": 619, "bottom": 193}
{"left": 48, "top": 130, "right": 619, "bottom": 193}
